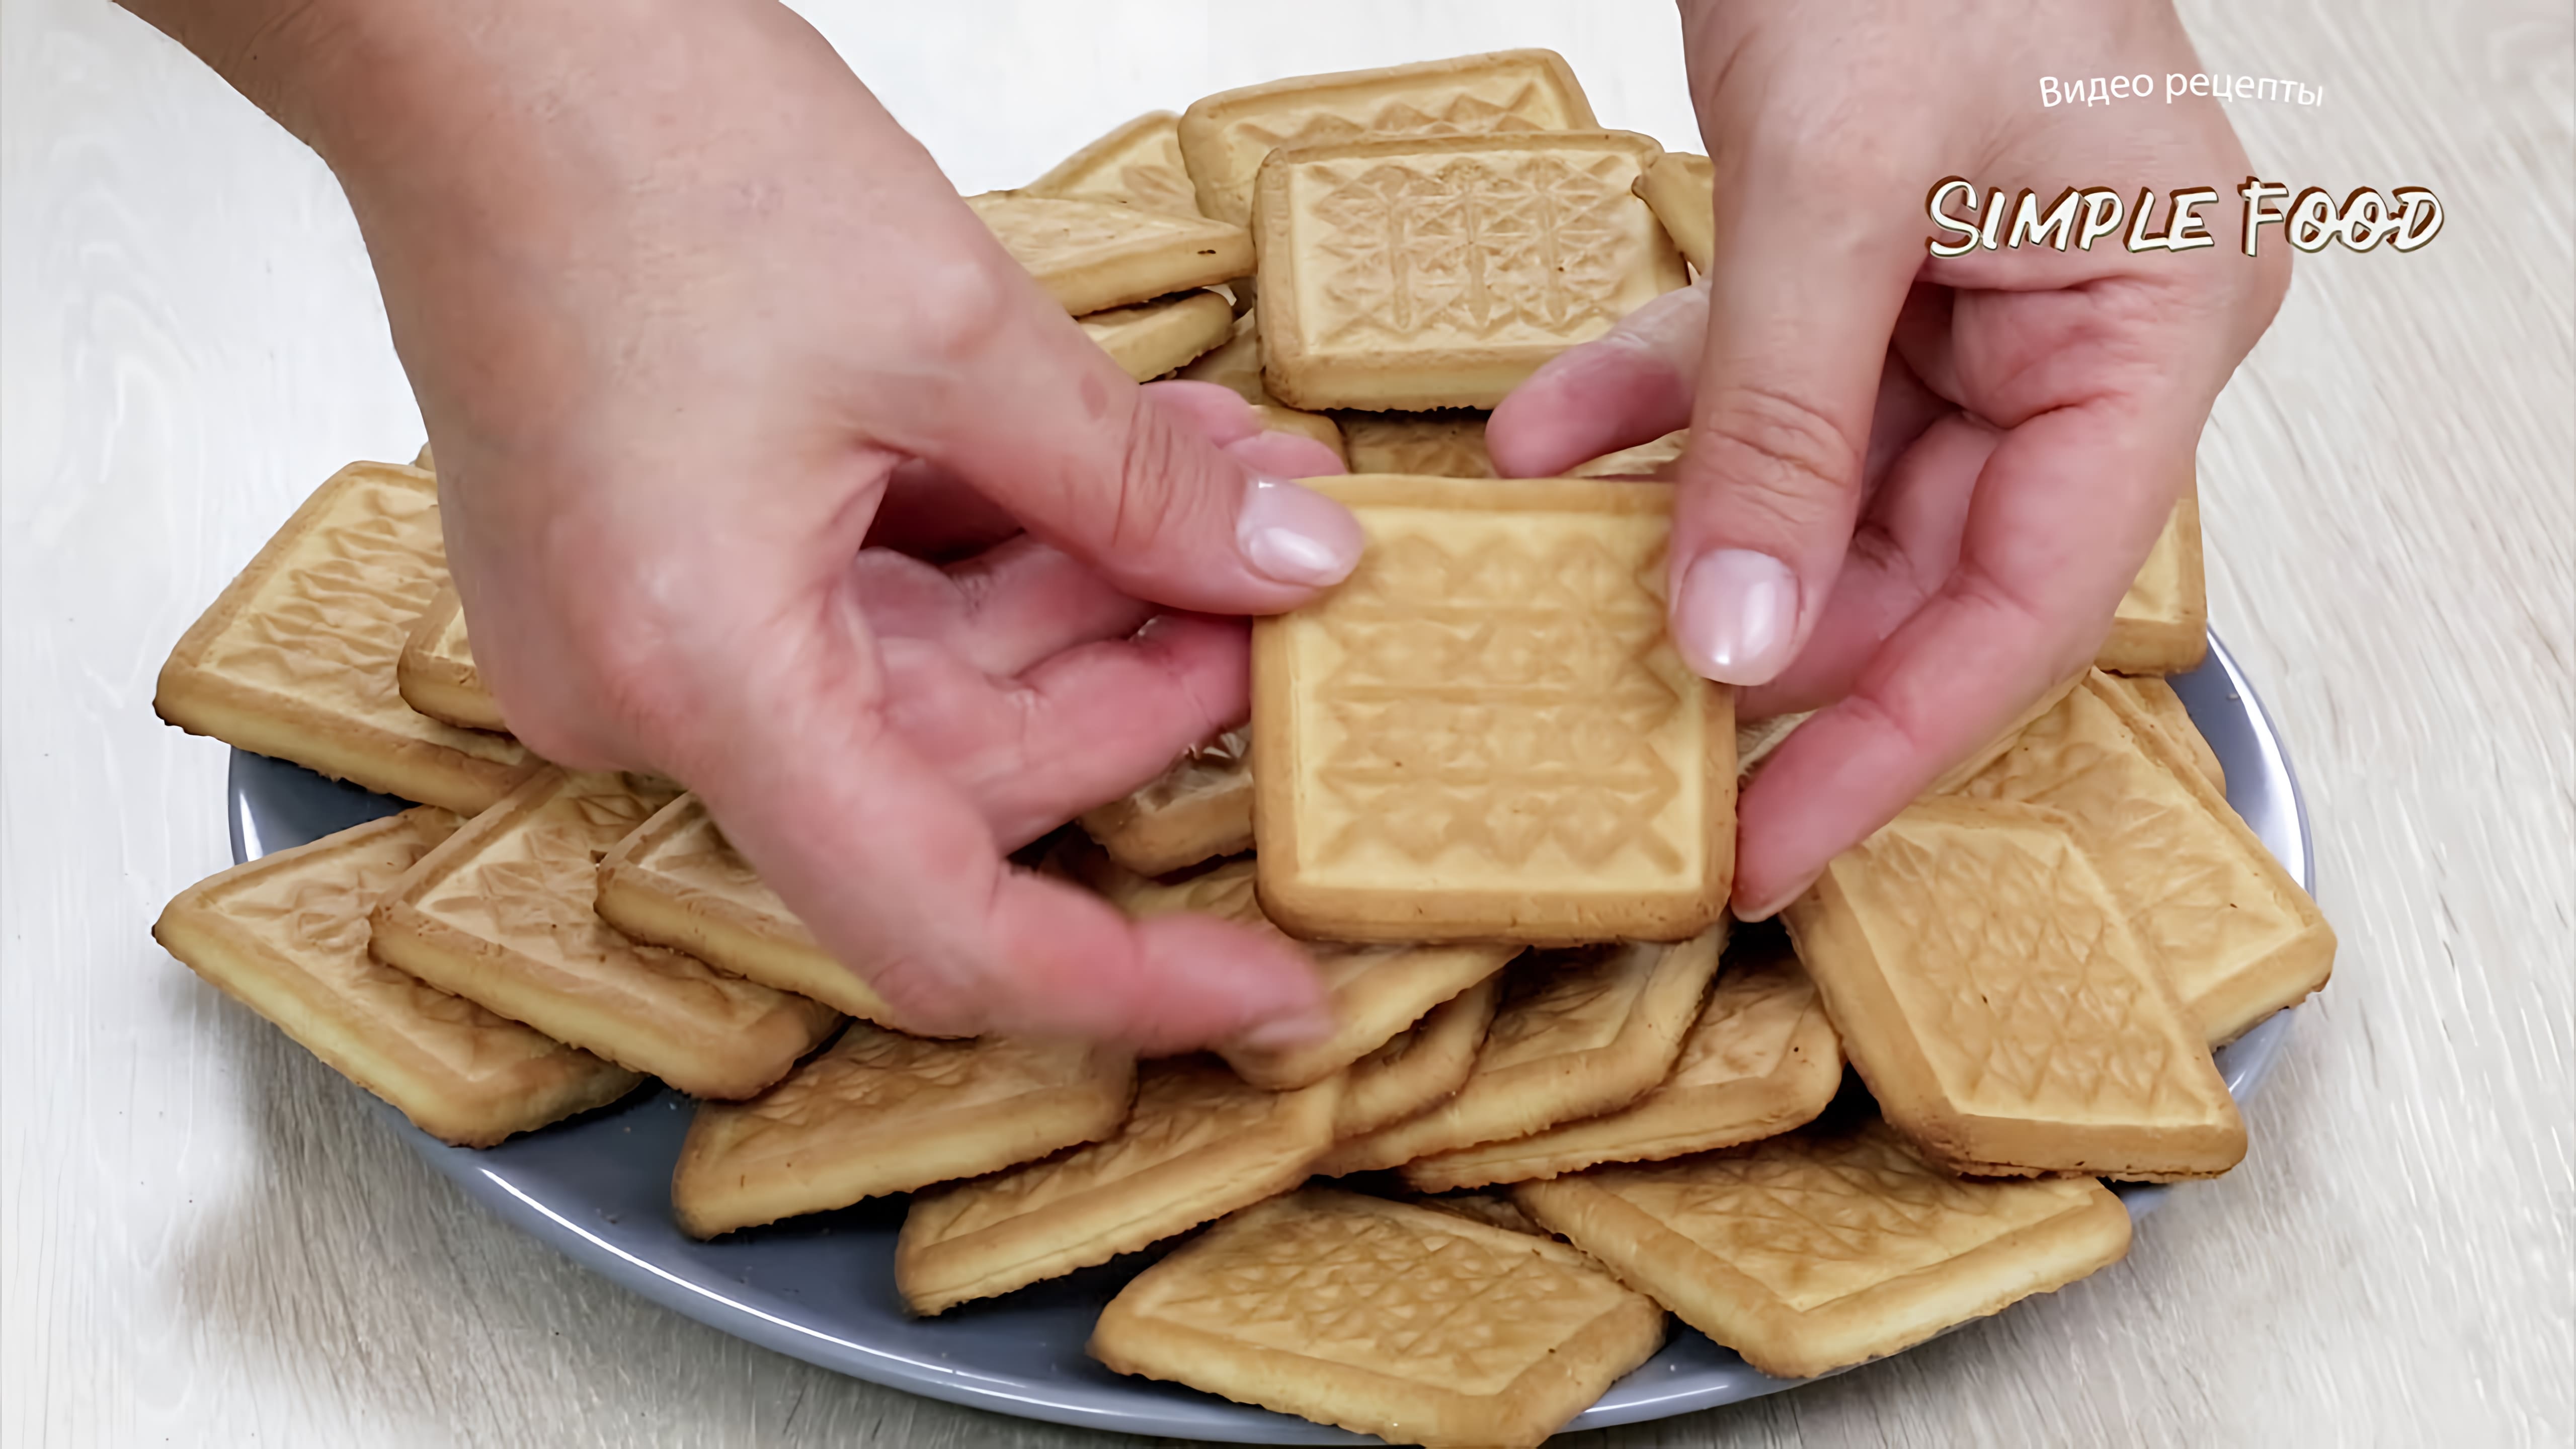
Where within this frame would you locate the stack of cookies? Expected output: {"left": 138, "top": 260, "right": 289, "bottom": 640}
{"left": 148, "top": 50, "right": 2334, "bottom": 1449}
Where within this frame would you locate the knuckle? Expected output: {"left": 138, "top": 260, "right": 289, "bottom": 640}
{"left": 1688, "top": 383, "right": 1863, "bottom": 532}
{"left": 1105, "top": 402, "right": 1197, "bottom": 557}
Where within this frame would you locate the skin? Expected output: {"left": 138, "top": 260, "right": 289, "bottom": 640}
{"left": 123, "top": 0, "right": 2284, "bottom": 1040}
{"left": 1492, "top": 0, "right": 2287, "bottom": 917}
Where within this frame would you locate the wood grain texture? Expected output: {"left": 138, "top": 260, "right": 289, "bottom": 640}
{"left": 3, "top": 1, "right": 2568, "bottom": 1445}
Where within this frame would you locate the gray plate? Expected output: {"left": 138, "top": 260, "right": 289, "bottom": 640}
{"left": 225, "top": 631, "right": 2312, "bottom": 1443}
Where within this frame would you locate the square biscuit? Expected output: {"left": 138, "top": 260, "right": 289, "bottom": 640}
{"left": 153, "top": 809, "right": 641, "bottom": 1147}
{"left": 154, "top": 461, "right": 535, "bottom": 815}
{"left": 1179, "top": 49, "right": 1598, "bottom": 228}
{"left": 967, "top": 192, "right": 1251, "bottom": 316}
{"left": 1253, "top": 131, "right": 1686, "bottom": 411}
{"left": 1401, "top": 927, "right": 1841, "bottom": 1190}
{"left": 1336, "top": 410, "right": 1497, "bottom": 477}
{"left": 594, "top": 793, "right": 910, "bottom": 1029}
{"left": 671, "top": 1023, "right": 1133, "bottom": 1238}
{"left": 2098, "top": 490, "right": 2207, "bottom": 674}
{"left": 896, "top": 1057, "right": 1341, "bottom": 1314}
{"left": 1077, "top": 726, "right": 1255, "bottom": 876}
{"left": 369, "top": 769, "right": 842, "bottom": 1100}
{"left": 2102, "top": 673, "right": 2224, "bottom": 791}
{"left": 1316, "top": 928, "right": 1723, "bottom": 1177}
{"left": 1090, "top": 1188, "right": 1663, "bottom": 1449}
{"left": 1961, "top": 673, "right": 2331, "bottom": 1045}
{"left": 1081, "top": 851, "right": 1517, "bottom": 1090}
{"left": 1515, "top": 1119, "right": 2130, "bottom": 1381}
{"left": 396, "top": 585, "right": 506, "bottom": 734}
{"left": 1782, "top": 796, "right": 2245, "bottom": 1180}
{"left": 1633, "top": 151, "right": 1714, "bottom": 272}
{"left": 1334, "top": 971, "right": 1502, "bottom": 1140}
{"left": 1078, "top": 289, "right": 1236, "bottom": 381}
{"left": 1177, "top": 310, "right": 1267, "bottom": 401}
{"left": 1023, "top": 109, "right": 1204, "bottom": 217}
{"left": 1252, "top": 475, "right": 1736, "bottom": 944}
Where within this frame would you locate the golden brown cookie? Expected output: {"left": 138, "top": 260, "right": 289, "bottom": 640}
{"left": 1077, "top": 289, "right": 1236, "bottom": 380}
{"left": 1632, "top": 151, "right": 1714, "bottom": 271}
{"left": 1400, "top": 930, "right": 1840, "bottom": 1190}
{"left": 1178, "top": 49, "right": 1598, "bottom": 227}
{"left": 967, "top": 192, "right": 1251, "bottom": 316}
{"left": 1252, "top": 475, "right": 1736, "bottom": 943}
{"left": 2099, "top": 489, "right": 2208, "bottom": 674}
{"left": 1781, "top": 796, "right": 2245, "bottom": 1180}
{"left": 1253, "top": 132, "right": 1685, "bottom": 411}
{"left": 395, "top": 585, "right": 505, "bottom": 734}
{"left": 671, "top": 1024, "right": 1133, "bottom": 1237}
{"left": 369, "top": 769, "right": 842, "bottom": 1099}
{"left": 154, "top": 461, "right": 535, "bottom": 814}
{"left": 1333, "top": 972, "right": 1502, "bottom": 1139}
{"left": 1077, "top": 726, "right": 1254, "bottom": 876}
{"left": 1516, "top": 1119, "right": 2130, "bottom": 1380}
{"left": 1335, "top": 410, "right": 1497, "bottom": 476}
{"left": 895, "top": 1057, "right": 1340, "bottom": 1314}
{"left": 1316, "top": 928, "right": 1724, "bottom": 1176}
{"left": 2103, "top": 673, "right": 2225, "bottom": 791}
{"left": 154, "top": 809, "right": 640, "bottom": 1146}
{"left": 1090, "top": 1188, "right": 1663, "bottom": 1449}
{"left": 1022, "top": 110, "right": 1203, "bottom": 216}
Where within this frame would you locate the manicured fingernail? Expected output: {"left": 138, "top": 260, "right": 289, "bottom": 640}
{"left": 1675, "top": 548, "right": 1800, "bottom": 684}
{"left": 1235, "top": 1005, "right": 1337, "bottom": 1053}
{"left": 1737, "top": 871, "right": 1820, "bottom": 923}
{"left": 1238, "top": 476, "right": 1363, "bottom": 587}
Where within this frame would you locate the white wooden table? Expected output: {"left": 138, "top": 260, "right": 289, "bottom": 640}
{"left": 5, "top": 2, "right": 2569, "bottom": 1443}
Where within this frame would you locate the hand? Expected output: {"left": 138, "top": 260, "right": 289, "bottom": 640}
{"left": 1490, "top": 0, "right": 2288, "bottom": 917}
{"left": 133, "top": 0, "right": 1360, "bottom": 1047}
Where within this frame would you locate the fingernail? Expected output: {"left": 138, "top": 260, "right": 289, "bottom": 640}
{"left": 1238, "top": 476, "right": 1363, "bottom": 587}
{"left": 1737, "top": 871, "right": 1820, "bottom": 923}
{"left": 1235, "top": 1005, "right": 1338, "bottom": 1053}
{"left": 1674, "top": 548, "right": 1800, "bottom": 685}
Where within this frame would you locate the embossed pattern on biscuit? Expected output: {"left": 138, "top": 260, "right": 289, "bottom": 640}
{"left": 1178, "top": 50, "right": 1598, "bottom": 227}
{"left": 1400, "top": 934, "right": 1841, "bottom": 1189}
{"left": 1337, "top": 410, "right": 1497, "bottom": 476}
{"left": 1515, "top": 1120, "right": 2130, "bottom": 1381}
{"left": 1784, "top": 797, "right": 2243, "bottom": 1180}
{"left": 1963, "top": 676, "right": 2326, "bottom": 1044}
{"left": 896, "top": 1057, "right": 1340, "bottom": 1314}
{"left": 1255, "top": 132, "right": 1686, "bottom": 411}
{"left": 672, "top": 1024, "right": 1133, "bottom": 1237}
{"left": 154, "top": 462, "right": 533, "bottom": 814}
{"left": 1254, "top": 477, "right": 1731, "bottom": 941}
{"left": 153, "top": 809, "right": 640, "bottom": 1147}
{"left": 1023, "top": 110, "right": 1204, "bottom": 217}
{"left": 1089, "top": 1188, "right": 1662, "bottom": 1448}
{"left": 371, "top": 770, "right": 841, "bottom": 1100}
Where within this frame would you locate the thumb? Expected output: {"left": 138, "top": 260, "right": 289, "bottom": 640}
{"left": 1667, "top": 159, "right": 1923, "bottom": 686}
{"left": 918, "top": 272, "right": 1363, "bottom": 617}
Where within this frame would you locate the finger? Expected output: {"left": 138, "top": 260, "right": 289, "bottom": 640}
{"left": 852, "top": 536, "right": 1154, "bottom": 679}
{"left": 917, "top": 270, "right": 1364, "bottom": 615}
{"left": 1665, "top": 152, "right": 1926, "bottom": 689}
{"left": 1224, "top": 430, "right": 1346, "bottom": 480}
{"left": 868, "top": 458, "right": 1022, "bottom": 560}
{"left": 880, "top": 613, "right": 1249, "bottom": 848}
{"left": 675, "top": 597, "right": 1326, "bottom": 1047}
{"left": 1140, "top": 379, "right": 1264, "bottom": 446}
{"left": 1486, "top": 280, "right": 1706, "bottom": 477}
{"left": 1730, "top": 402, "right": 2188, "bottom": 919}
{"left": 1741, "top": 409, "right": 1996, "bottom": 718}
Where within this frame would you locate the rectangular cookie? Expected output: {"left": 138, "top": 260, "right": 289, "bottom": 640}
{"left": 1076, "top": 726, "right": 1254, "bottom": 875}
{"left": 1022, "top": 109, "right": 1204, "bottom": 217}
{"left": 967, "top": 192, "right": 1251, "bottom": 316}
{"left": 1316, "top": 927, "right": 1724, "bottom": 1177}
{"left": 1254, "top": 131, "right": 1687, "bottom": 411}
{"left": 396, "top": 585, "right": 506, "bottom": 734}
{"left": 1178, "top": 49, "right": 1598, "bottom": 227}
{"left": 895, "top": 1056, "right": 1341, "bottom": 1314}
{"left": 1091, "top": 1188, "right": 1663, "bottom": 1449}
{"left": 369, "top": 768, "right": 842, "bottom": 1100}
{"left": 1337, "top": 410, "right": 1497, "bottom": 477}
{"left": 594, "top": 793, "right": 908, "bottom": 1028}
{"left": 1961, "top": 673, "right": 2332, "bottom": 1045}
{"left": 1516, "top": 1119, "right": 2130, "bottom": 1380}
{"left": 1252, "top": 475, "right": 1736, "bottom": 943}
{"left": 1633, "top": 151, "right": 1714, "bottom": 272}
{"left": 154, "top": 461, "right": 536, "bottom": 815}
{"left": 1401, "top": 927, "right": 1841, "bottom": 1190}
{"left": 671, "top": 1023, "right": 1133, "bottom": 1238}
{"left": 1781, "top": 796, "right": 2245, "bottom": 1180}
{"left": 2098, "top": 490, "right": 2208, "bottom": 674}
{"left": 1078, "top": 289, "right": 1236, "bottom": 381}
{"left": 1080, "top": 851, "right": 1517, "bottom": 1090}
{"left": 2103, "top": 673, "right": 2224, "bottom": 791}
{"left": 1334, "top": 972, "right": 1502, "bottom": 1140}
{"left": 153, "top": 809, "right": 641, "bottom": 1147}
{"left": 1177, "top": 309, "right": 1266, "bottom": 401}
